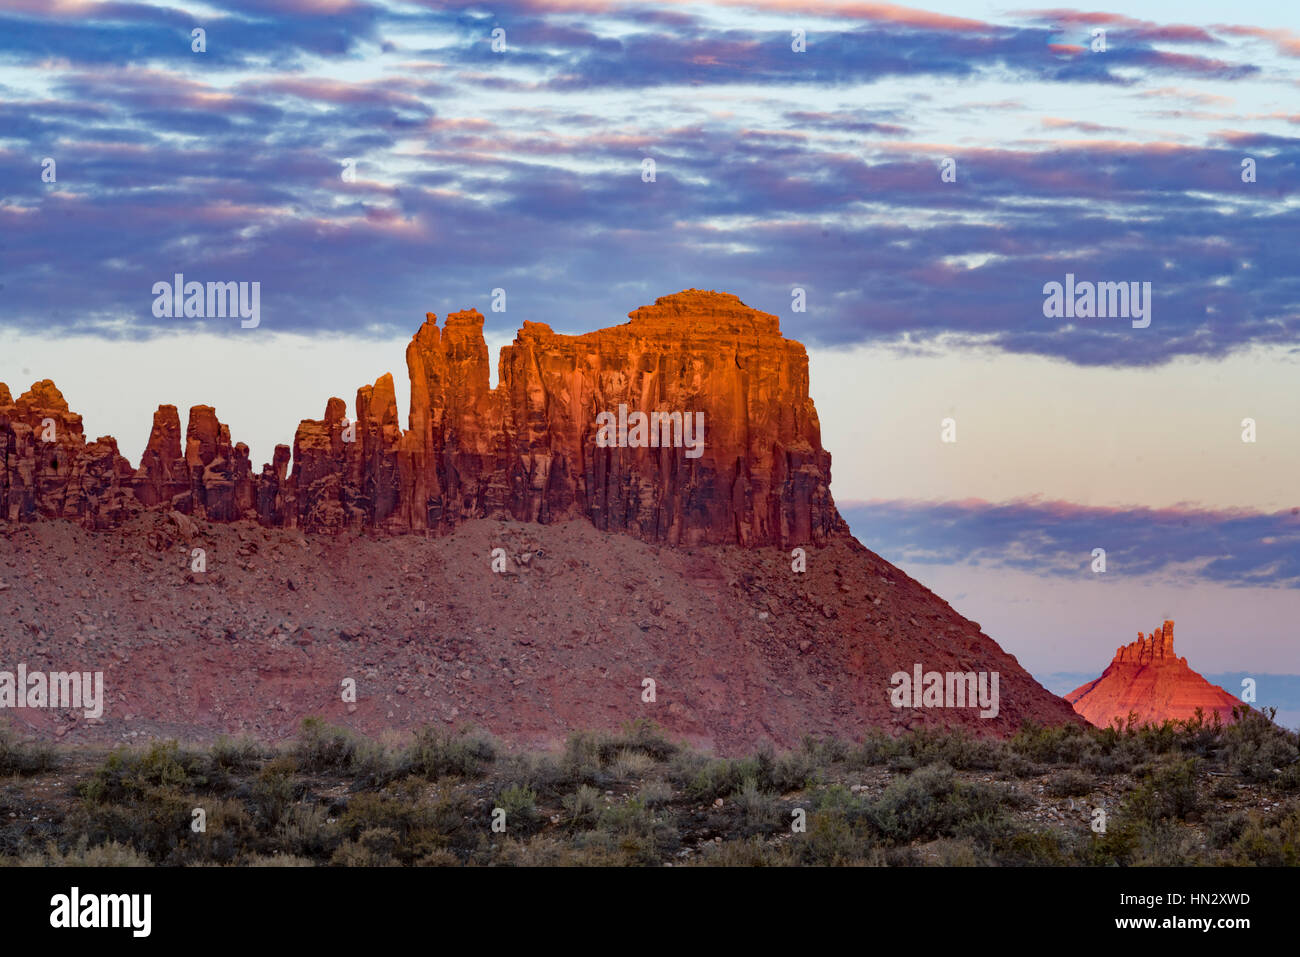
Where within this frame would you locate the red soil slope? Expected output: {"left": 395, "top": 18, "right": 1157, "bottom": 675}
{"left": 0, "top": 514, "right": 1082, "bottom": 753}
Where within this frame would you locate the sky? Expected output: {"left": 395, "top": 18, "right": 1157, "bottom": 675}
{"left": 0, "top": 0, "right": 1296, "bottom": 703}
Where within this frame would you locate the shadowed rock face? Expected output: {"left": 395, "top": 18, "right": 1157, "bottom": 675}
{"left": 1067, "top": 621, "right": 1243, "bottom": 728}
{"left": 0, "top": 290, "right": 845, "bottom": 548}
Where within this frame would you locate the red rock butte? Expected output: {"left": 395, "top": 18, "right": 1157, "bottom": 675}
{"left": 0, "top": 290, "right": 1090, "bottom": 743}
{"left": 1066, "top": 621, "right": 1243, "bottom": 728}
{"left": 0, "top": 290, "right": 843, "bottom": 547}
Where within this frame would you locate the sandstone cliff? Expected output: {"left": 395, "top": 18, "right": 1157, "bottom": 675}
{"left": 1, "top": 291, "right": 844, "bottom": 548}
{"left": 1067, "top": 621, "right": 1243, "bottom": 728}
{"left": 0, "top": 290, "right": 1089, "bottom": 744}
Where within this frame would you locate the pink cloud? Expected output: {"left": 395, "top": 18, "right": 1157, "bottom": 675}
{"left": 1042, "top": 117, "right": 1124, "bottom": 134}
{"left": 1017, "top": 9, "right": 1218, "bottom": 43}
{"left": 1136, "top": 86, "right": 1234, "bottom": 107}
{"left": 707, "top": 0, "right": 992, "bottom": 32}
{"left": 1214, "top": 24, "right": 1300, "bottom": 57}
{"left": 243, "top": 78, "right": 427, "bottom": 110}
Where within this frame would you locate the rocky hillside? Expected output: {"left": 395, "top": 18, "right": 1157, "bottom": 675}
{"left": 0, "top": 513, "right": 1084, "bottom": 751}
{"left": 0, "top": 290, "right": 1086, "bottom": 749}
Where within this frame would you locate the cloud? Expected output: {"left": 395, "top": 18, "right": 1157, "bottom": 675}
{"left": 838, "top": 499, "right": 1300, "bottom": 587}
{"left": 0, "top": 1, "right": 1295, "bottom": 367}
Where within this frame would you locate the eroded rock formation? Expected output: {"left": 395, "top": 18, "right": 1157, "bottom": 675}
{"left": 1067, "top": 621, "right": 1243, "bottom": 728}
{"left": 1, "top": 290, "right": 845, "bottom": 547}
{"left": 0, "top": 290, "right": 1093, "bottom": 744}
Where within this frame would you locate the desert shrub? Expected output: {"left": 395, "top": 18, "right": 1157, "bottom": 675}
{"left": 561, "top": 784, "right": 603, "bottom": 828}
{"left": 561, "top": 835, "right": 642, "bottom": 867}
{"left": 1172, "top": 708, "right": 1223, "bottom": 758}
{"left": 681, "top": 757, "right": 750, "bottom": 801}
{"left": 679, "top": 744, "right": 818, "bottom": 802}
{"left": 1276, "top": 763, "right": 1300, "bottom": 793}
{"left": 293, "top": 718, "right": 361, "bottom": 774}
{"left": 1080, "top": 749, "right": 1120, "bottom": 776}
{"left": 1132, "top": 758, "right": 1201, "bottom": 824}
{"left": 413, "top": 846, "right": 463, "bottom": 866}
{"left": 1222, "top": 708, "right": 1300, "bottom": 784}
{"left": 990, "top": 829, "right": 1077, "bottom": 866}
{"left": 799, "top": 735, "right": 849, "bottom": 766}
{"left": 184, "top": 796, "right": 255, "bottom": 865}
{"left": 557, "top": 721, "right": 677, "bottom": 790}
{"left": 336, "top": 781, "right": 474, "bottom": 862}
{"left": 596, "top": 796, "right": 652, "bottom": 836}
{"left": 1090, "top": 759, "right": 1202, "bottom": 866}
{"left": 606, "top": 719, "right": 679, "bottom": 761}
{"left": 1211, "top": 778, "right": 1238, "bottom": 802}
{"left": 406, "top": 725, "right": 496, "bottom": 780}
{"left": 787, "top": 802, "right": 880, "bottom": 866}
{"left": 66, "top": 741, "right": 255, "bottom": 864}
{"left": 16, "top": 838, "right": 150, "bottom": 867}
{"left": 1129, "top": 719, "right": 1183, "bottom": 758}
{"left": 350, "top": 745, "right": 405, "bottom": 790}
{"left": 209, "top": 735, "right": 264, "bottom": 772}
{"left": 275, "top": 803, "right": 338, "bottom": 858}
{"left": 608, "top": 749, "right": 656, "bottom": 781}
{"left": 69, "top": 785, "right": 192, "bottom": 863}
{"left": 292, "top": 717, "right": 402, "bottom": 785}
{"left": 338, "top": 784, "right": 427, "bottom": 838}
{"left": 494, "top": 751, "right": 569, "bottom": 799}
{"left": 331, "top": 827, "right": 401, "bottom": 866}
{"left": 894, "top": 729, "right": 1003, "bottom": 771}
{"left": 1046, "top": 769, "right": 1095, "bottom": 797}
{"left": 1208, "top": 810, "right": 1249, "bottom": 850}
{"left": 0, "top": 725, "right": 55, "bottom": 776}
{"left": 847, "top": 731, "right": 901, "bottom": 769}
{"left": 731, "top": 776, "right": 781, "bottom": 834}
{"left": 637, "top": 777, "right": 674, "bottom": 807}
{"left": 595, "top": 796, "right": 679, "bottom": 863}
{"left": 245, "top": 853, "right": 315, "bottom": 866}
{"left": 249, "top": 758, "right": 297, "bottom": 828}
{"left": 694, "top": 835, "right": 790, "bottom": 866}
{"left": 1132, "top": 819, "right": 1199, "bottom": 866}
{"left": 1001, "top": 751, "right": 1041, "bottom": 779}
{"left": 494, "top": 784, "right": 540, "bottom": 835}
{"left": 865, "top": 764, "right": 1011, "bottom": 846}
{"left": 811, "top": 782, "right": 858, "bottom": 813}
{"left": 934, "top": 837, "right": 982, "bottom": 866}
{"left": 1011, "top": 722, "right": 1091, "bottom": 764}
{"left": 1228, "top": 806, "right": 1300, "bottom": 866}
{"left": 13, "top": 717, "right": 1289, "bottom": 868}
{"left": 490, "top": 833, "right": 623, "bottom": 867}
{"left": 80, "top": 741, "right": 219, "bottom": 804}
{"left": 560, "top": 732, "right": 609, "bottom": 787}
{"left": 764, "top": 745, "right": 821, "bottom": 792}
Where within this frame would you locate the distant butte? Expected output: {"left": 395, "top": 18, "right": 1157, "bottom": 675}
{"left": 0, "top": 290, "right": 841, "bottom": 547}
{"left": 1067, "top": 621, "right": 1243, "bottom": 728}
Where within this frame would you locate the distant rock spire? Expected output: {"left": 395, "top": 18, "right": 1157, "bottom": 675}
{"left": 1069, "top": 619, "right": 1243, "bottom": 727}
